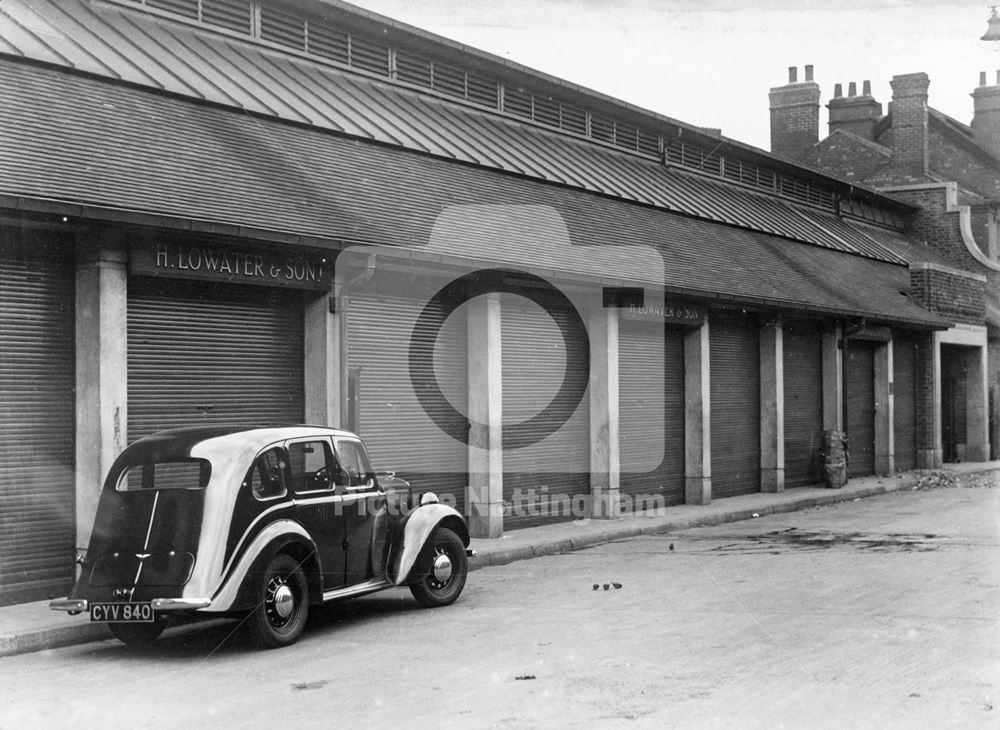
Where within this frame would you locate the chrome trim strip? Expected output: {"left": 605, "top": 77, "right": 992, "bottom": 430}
{"left": 292, "top": 493, "right": 345, "bottom": 505}
{"left": 150, "top": 597, "right": 211, "bottom": 611}
{"left": 321, "top": 579, "right": 392, "bottom": 603}
{"left": 50, "top": 598, "right": 88, "bottom": 612}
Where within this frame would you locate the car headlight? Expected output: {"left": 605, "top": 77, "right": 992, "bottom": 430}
{"left": 420, "top": 492, "right": 439, "bottom": 505}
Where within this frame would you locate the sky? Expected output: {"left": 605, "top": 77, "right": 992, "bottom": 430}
{"left": 348, "top": 0, "right": 1000, "bottom": 151}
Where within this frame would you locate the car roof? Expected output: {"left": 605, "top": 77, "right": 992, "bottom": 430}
{"left": 123, "top": 425, "right": 358, "bottom": 462}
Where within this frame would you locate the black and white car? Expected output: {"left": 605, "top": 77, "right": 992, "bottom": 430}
{"left": 51, "top": 425, "right": 471, "bottom": 648}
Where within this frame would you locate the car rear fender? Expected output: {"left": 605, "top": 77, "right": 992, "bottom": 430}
{"left": 391, "top": 503, "right": 469, "bottom": 586}
{"left": 208, "top": 520, "right": 320, "bottom": 612}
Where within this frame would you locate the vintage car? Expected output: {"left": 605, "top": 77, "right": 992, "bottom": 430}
{"left": 50, "top": 425, "right": 472, "bottom": 649}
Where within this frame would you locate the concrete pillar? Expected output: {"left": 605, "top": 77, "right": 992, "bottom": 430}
{"left": 589, "top": 306, "right": 620, "bottom": 519}
{"left": 965, "top": 345, "right": 990, "bottom": 462}
{"left": 921, "top": 332, "right": 944, "bottom": 469}
{"left": 304, "top": 292, "right": 342, "bottom": 427}
{"left": 759, "top": 319, "right": 784, "bottom": 492}
{"left": 467, "top": 293, "right": 504, "bottom": 538}
{"left": 75, "top": 240, "right": 128, "bottom": 551}
{"left": 874, "top": 340, "right": 894, "bottom": 475}
{"left": 822, "top": 325, "right": 843, "bottom": 431}
{"left": 685, "top": 320, "right": 711, "bottom": 505}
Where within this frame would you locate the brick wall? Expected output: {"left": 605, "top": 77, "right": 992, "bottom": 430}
{"left": 802, "top": 133, "right": 888, "bottom": 182}
{"left": 929, "top": 125, "right": 1000, "bottom": 200}
{"left": 891, "top": 187, "right": 982, "bottom": 269}
{"left": 908, "top": 267, "right": 986, "bottom": 325}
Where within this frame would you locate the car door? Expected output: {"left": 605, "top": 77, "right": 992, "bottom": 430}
{"left": 334, "top": 438, "right": 388, "bottom": 585}
{"left": 286, "top": 438, "right": 346, "bottom": 590}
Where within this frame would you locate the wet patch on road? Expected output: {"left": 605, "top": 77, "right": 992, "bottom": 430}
{"left": 688, "top": 527, "right": 946, "bottom": 554}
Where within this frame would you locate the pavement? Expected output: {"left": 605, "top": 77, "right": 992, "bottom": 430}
{"left": 3, "top": 461, "right": 997, "bottom": 659}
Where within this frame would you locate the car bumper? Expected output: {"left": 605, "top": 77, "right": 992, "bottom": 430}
{"left": 49, "top": 597, "right": 212, "bottom": 613}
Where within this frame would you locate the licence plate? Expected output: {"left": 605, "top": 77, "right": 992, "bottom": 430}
{"left": 90, "top": 602, "right": 154, "bottom": 623}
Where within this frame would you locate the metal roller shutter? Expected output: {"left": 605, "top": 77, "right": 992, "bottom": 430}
{"left": 0, "top": 231, "right": 75, "bottom": 605}
{"left": 710, "top": 314, "right": 760, "bottom": 498}
{"left": 844, "top": 341, "right": 876, "bottom": 476}
{"left": 893, "top": 333, "right": 918, "bottom": 472}
{"left": 619, "top": 321, "right": 685, "bottom": 508}
{"left": 502, "top": 295, "right": 589, "bottom": 527}
{"left": 783, "top": 320, "right": 823, "bottom": 487}
{"left": 128, "top": 278, "right": 304, "bottom": 442}
{"left": 347, "top": 294, "right": 468, "bottom": 515}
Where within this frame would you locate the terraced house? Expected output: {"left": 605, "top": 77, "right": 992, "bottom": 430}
{"left": 0, "top": 0, "right": 984, "bottom": 606}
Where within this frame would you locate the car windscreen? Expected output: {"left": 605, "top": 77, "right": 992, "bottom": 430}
{"left": 117, "top": 459, "right": 211, "bottom": 491}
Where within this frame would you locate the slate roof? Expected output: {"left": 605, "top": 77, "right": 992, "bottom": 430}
{"left": 0, "top": 0, "right": 950, "bottom": 327}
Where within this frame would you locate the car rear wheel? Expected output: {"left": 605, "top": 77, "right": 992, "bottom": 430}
{"left": 249, "top": 553, "right": 309, "bottom": 649}
{"left": 409, "top": 527, "right": 468, "bottom": 608}
{"left": 109, "top": 619, "right": 167, "bottom": 647}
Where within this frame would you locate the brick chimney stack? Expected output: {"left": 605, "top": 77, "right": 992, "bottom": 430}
{"left": 972, "top": 70, "right": 1000, "bottom": 159}
{"left": 888, "top": 72, "right": 930, "bottom": 176}
{"left": 827, "top": 79, "right": 882, "bottom": 141}
{"left": 769, "top": 65, "right": 821, "bottom": 160}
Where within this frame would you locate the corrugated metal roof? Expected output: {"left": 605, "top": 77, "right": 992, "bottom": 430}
{"left": 0, "top": 59, "right": 947, "bottom": 328}
{"left": 0, "top": 0, "right": 914, "bottom": 265}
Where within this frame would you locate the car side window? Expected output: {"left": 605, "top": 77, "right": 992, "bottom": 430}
{"left": 247, "top": 447, "right": 287, "bottom": 500}
{"left": 334, "top": 440, "right": 377, "bottom": 490}
{"left": 287, "top": 440, "right": 335, "bottom": 493}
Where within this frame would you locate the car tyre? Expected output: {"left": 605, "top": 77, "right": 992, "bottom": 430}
{"left": 249, "top": 553, "right": 309, "bottom": 649}
{"left": 109, "top": 618, "right": 167, "bottom": 647}
{"left": 409, "top": 527, "right": 468, "bottom": 608}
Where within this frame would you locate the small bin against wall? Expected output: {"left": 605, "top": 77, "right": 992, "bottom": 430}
{"left": 822, "top": 430, "right": 848, "bottom": 489}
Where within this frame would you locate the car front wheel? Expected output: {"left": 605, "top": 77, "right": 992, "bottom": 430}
{"left": 249, "top": 553, "right": 309, "bottom": 649}
{"left": 409, "top": 527, "right": 468, "bottom": 608}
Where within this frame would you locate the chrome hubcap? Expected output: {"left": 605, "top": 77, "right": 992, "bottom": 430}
{"left": 272, "top": 583, "right": 295, "bottom": 619}
{"left": 431, "top": 551, "right": 453, "bottom": 584}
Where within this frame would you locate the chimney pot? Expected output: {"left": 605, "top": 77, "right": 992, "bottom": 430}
{"left": 972, "top": 71, "right": 1000, "bottom": 157}
{"left": 863, "top": 80, "right": 871, "bottom": 95}
{"left": 805, "top": 64, "right": 814, "bottom": 81}
{"left": 770, "top": 65, "right": 820, "bottom": 159}
{"left": 828, "top": 81, "right": 882, "bottom": 141}
{"left": 888, "top": 73, "right": 930, "bottom": 174}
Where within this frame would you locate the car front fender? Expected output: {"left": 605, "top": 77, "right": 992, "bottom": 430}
{"left": 391, "top": 503, "right": 469, "bottom": 586}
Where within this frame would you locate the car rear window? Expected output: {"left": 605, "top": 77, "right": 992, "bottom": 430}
{"left": 117, "top": 460, "right": 211, "bottom": 491}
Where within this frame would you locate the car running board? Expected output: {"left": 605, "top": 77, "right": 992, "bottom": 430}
{"left": 321, "top": 578, "right": 393, "bottom": 603}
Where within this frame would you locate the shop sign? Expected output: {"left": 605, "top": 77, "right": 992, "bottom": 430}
{"left": 848, "top": 325, "right": 892, "bottom": 342}
{"left": 131, "top": 242, "right": 332, "bottom": 290}
{"left": 621, "top": 300, "right": 704, "bottom": 325}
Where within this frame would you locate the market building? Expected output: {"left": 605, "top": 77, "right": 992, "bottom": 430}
{"left": 0, "top": 0, "right": 967, "bottom": 605}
